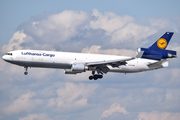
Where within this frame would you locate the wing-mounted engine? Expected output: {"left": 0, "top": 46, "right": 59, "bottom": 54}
{"left": 71, "top": 63, "right": 85, "bottom": 72}
{"left": 64, "top": 63, "right": 87, "bottom": 74}
{"left": 136, "top": 47, "right": 177, "bottom": 60}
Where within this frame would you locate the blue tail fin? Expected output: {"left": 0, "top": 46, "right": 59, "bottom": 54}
{"left": 149, "top": 32, "right": 174, "bottom": 50}
{"left": 137, "top": 32, "right": 177, "bottom": 60}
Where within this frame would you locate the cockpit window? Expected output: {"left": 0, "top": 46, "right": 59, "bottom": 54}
{"left": 6, "top": 53, "right": 12, "bottom": 56}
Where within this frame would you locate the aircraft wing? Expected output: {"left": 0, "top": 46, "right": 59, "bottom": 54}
{"left": 86, "top": 57, "right": 135, "bottom": 66}
{"left": 85, "top": 57, "right": 135, "bottom": 74}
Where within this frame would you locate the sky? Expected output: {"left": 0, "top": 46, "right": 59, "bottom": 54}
{"left": 0, "top": 0, "right": 180, "bottom": 120}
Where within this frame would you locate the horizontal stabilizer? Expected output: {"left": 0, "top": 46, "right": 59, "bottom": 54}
{"left": 147, "top": 58, "right": 171, "bottom": 67}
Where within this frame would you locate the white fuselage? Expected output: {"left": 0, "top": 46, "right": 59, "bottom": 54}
{"left": 2, "top": 50, "right": 168, "bottom": 73}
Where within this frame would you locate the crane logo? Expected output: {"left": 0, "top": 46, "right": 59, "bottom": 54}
{"left": 157, "top": 38, "right": 167, "bottom": 49}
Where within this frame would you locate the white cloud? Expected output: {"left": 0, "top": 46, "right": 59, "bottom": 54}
{"left": 137, "top": 111, "right": 180, "bottom": 120}
{"left": 90, "top": 9, "right": 159, "bottom": 48}
{"left": 99, "top": 103, "right": 128, "bottom": 120}
{"left": 90, "top": 9, "right": 134, "bottom": 35}
{"left": 111, "top": 23, "right": 157, "bottom": 45}
{"left": 3, "top": 92, "right": 43, "bottom": 114}
{"left": 148, "top": 18, "right": 170, "bottom": 28}
{"left": 27, "top": 10, "right": 91, "bottom": 44}
{"left": 82, "top": 45, "right": 135, "bottom": 56}
{"left": 1, "top": 31, "right": 27, "bottom": 53}
{"left": 19, "top": 113, "right": 52, "bottom": 120}
{"left": 4, "top": 9, "right": 168, "bottom": 52}
{"left": 32, "top": 21, "right": 39, "bottom": 30}
{"left": 47, "top": 82, "right": 98, "bottom": 111}
{"left": 1, "top": 9, "right": 174, "bottom": 54}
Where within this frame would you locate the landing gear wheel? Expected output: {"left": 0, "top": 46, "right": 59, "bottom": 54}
{"left": 24, "top": 66, "right": 28, "bottom": 75}
{"left": 89, "top": 76, "right": 94, "bottom": 80}
{"left": 94, "top": 75, "right": 98, "bottom": 80}
{"left": 88, "top": 71, "right": 104, "bottom": 80}
{"left": 24, "top": 72, "right": 28, "bottom": 75}
{"left": 99, "top": 75, "right": 103, "bottom": 79}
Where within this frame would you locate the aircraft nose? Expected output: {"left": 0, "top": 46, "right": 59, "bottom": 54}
{"left": 2, "top": 55, "right": 6, "bottom": 60}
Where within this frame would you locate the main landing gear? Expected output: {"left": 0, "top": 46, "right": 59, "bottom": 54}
{"left": 24, "top": 66, "right": 28, "bottom": 75}
{"left": 89, "top": 71, "right": 103, "bottom": 80}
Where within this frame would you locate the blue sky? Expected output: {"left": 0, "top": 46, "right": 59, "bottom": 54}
{"left": 0, "top": 0, "right": 180, "bottom": 120}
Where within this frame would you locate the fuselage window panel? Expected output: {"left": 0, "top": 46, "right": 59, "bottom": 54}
{"left": 5, "top": 53, "right": 12, "bottom": 55}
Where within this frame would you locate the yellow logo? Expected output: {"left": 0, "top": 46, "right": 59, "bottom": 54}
{"left": 157, "top": 38, "right": 167, "bottom": 49}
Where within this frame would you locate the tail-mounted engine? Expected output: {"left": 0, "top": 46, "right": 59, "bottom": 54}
{"left": 136, "top": 47, "right": 177, "bottom": 60}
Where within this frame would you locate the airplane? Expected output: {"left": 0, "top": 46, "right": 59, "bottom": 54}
{"left": 2, "top": 32, "right": 177, "bottom": 80}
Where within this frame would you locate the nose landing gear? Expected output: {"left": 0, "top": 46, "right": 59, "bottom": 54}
{"left": 24, "top": 66, "right": 28, "bottom": 75}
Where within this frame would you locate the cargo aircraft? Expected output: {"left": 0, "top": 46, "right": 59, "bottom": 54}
{"left": 2, "top": 32, "right": 177, "bottom": 80}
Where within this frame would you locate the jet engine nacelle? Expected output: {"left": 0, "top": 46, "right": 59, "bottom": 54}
{"left": 71, "top": 63, "right": 85, "bottom": 72}
{"left": 64, "top": 63, "right": 87, "bottom": 74}
{"left": 136, "top": 47, "right": 176, "bottom": 60}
